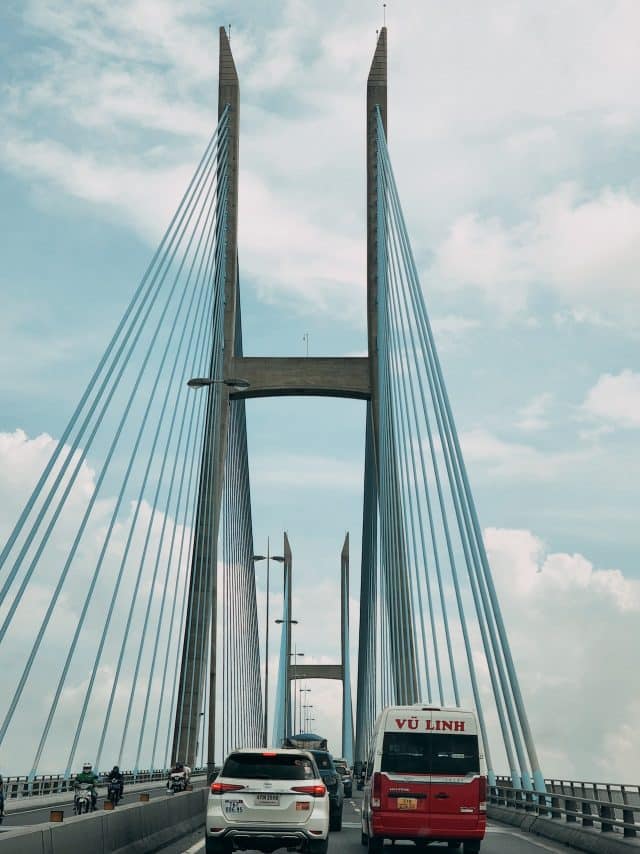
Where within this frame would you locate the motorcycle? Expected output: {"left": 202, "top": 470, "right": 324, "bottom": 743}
{"left": 167, "top": 772, "right": 187, "bottom": 794}
{"left": 107, "top": 778, "right": 123, "bottom": 806}
{"left": 73, "top": 784, "right": 95, "bottom": 814}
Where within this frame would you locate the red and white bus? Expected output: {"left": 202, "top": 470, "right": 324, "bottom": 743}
{"left": 361, "top": 705, "right": 487, "bottom": 854}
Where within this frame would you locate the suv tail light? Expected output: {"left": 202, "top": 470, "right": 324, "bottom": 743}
{"left": 371, "top": 772, "right": 382, "bottom": 809}
{"left": 479, "top": 775, "right": 487, "bottom": 812}
{"left": 211, "top": 782, "right": 246, "bottom": 794}
{"left": 291, "top": 784, "right": 326, "bottom": 797}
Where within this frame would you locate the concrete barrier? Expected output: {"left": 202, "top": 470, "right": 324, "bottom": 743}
{"left": 489, "top": 804, "right": 640, "bottom": 854}
{"left": 0, "top": 787, "right": 208, "bottom": 854}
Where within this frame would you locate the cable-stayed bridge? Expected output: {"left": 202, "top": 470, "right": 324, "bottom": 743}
{"left": 1, "top": 26, "right": 637, "bottom": 854}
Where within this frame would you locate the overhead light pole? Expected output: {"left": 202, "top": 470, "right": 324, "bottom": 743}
{"left": 276, "top": 618, "right": 299, "bottom": 735}
{"left": 290, "top": 650, "right": 304, "bottom": 736}
{"left": 302, "top": 704, "right": 313, "bottom": 731}
{"left": 253, "top": 541, "right": 285, "bottom": 747}
{"left": 299, "top": 687, "right": 311, "bottom": 732}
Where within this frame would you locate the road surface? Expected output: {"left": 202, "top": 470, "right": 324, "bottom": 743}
{"left": 157, "top": 792, "right": 577, "bottom": 854}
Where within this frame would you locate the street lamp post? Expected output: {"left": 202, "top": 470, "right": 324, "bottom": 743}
{"left": 299, "top": 687, "right": 311, "bottom": 732}
{"left": 302, "top": 704, "right": 313, "bottom": 731}
{"left": 290, "top": 650, "right": 304, "bottom": 736}
{"left": 275, "top": 618, "right": 299, "bottom": 736}
{"left": 253, "top": 542, "right": 285, "bottom": 747}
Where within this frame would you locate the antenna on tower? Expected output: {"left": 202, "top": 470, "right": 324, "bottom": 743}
{"left": 228, "top": 24, "right": 232, "bottom": 42}
{"left": 383, "top": 2, "right": 387, "bottom": 26}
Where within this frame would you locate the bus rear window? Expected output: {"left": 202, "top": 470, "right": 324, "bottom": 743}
{"left": 381, "top": 733, "right": 479, "bottom": 775}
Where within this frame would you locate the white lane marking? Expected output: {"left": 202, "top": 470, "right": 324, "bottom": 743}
{"left": 181, "top": 840, "right": 205, "bottom": 854}
{"left": 343, "top": 822, "right": 362, "bottom": 828}
{"left": 5, "top": 800, "right": 76, "bottom": 816}
{"left": 487, "top": 826, "right": 569, "bottom": 852}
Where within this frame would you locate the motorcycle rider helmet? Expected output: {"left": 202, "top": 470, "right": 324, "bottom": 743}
{"left": 112, "top": 766, "right": 120, "bottom": 773}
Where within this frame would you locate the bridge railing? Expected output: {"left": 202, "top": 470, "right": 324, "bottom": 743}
{"left": 1, "top": 766, "right": 208, "bottom": 800}
{"left": 491, "top": 776, "right": 640, "bottom": 839}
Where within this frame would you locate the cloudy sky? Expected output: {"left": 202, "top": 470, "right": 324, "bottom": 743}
{"left": 1, "top": 0, "right": 639, "bottom": 782}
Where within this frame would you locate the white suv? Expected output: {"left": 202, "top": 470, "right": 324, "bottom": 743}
{"left": 206, "top": 748, "right": 330, "bottom": 854}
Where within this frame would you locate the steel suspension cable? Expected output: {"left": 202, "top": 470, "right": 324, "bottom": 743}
{"left": 0, "top": 117, "right": 227, "bottom": 588}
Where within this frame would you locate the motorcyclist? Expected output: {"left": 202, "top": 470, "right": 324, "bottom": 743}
{"left": 107, "top": 765, "right": 124, "bottom": 801}
{"left": 168, "top": 762, "right": 191, "bottom": 791}
{"left": 74, "top": 762, "right": 99, "bottom": 810}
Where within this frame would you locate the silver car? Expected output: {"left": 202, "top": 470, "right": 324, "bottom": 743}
{"left": 206, "top": 748, "right": 330, "bottom": 854}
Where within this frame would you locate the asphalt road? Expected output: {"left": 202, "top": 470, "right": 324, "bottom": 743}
{"left": 0, "top": 779, "right": 206, "bottom": 830}
{"left": 158, "top": 792, "right": 578, "bottom": 854}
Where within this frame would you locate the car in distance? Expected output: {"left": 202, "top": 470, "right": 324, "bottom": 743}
{"left": 333, "top": 759, "right": 352, "bottom": 798}
{"left": 206, "top": 748, "right": 330, "bottom": 854}
{"left": 310, "top": 750, "right": 344, "bottom": 831}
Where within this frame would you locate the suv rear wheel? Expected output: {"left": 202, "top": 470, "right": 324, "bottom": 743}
{"left": 308, "top": 839, "right": 329, "bottom": 854}
{"left": 463, "top": 843, "right": 480, "bottom": 853}
{"left": 330, "top": 809, "right": 343, "bottom": 831}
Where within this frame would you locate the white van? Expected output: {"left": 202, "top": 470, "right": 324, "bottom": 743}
{"left": 361, "top": 705, "right": 487, "bottom": 854}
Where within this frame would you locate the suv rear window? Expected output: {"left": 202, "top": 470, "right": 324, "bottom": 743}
{"left": 223, "top": 753, "right": 315, "bottom": 780}
{"left": 381, "top": 732, "right": 479, "bottom": 775}
{"left": 310, "top": 751, "right": 334, "bottom": 771}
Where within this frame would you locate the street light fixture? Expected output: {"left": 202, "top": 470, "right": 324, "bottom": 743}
{"left": 187, "top": 377, "right": 250, "bottom": 389}
{"left": 253, "top": 543, "right": 285, "bottom": 747}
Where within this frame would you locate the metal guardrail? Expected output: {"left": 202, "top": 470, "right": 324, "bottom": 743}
{"left": 491, "top": 776, "right": 640, "bottom": 840}
{"left": 1, "top": 766, "right": 208, "bottom": 800}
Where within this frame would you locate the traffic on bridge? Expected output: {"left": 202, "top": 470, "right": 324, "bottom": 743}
{"left": 1, "top": 4, "right": 638, "bottom": 854}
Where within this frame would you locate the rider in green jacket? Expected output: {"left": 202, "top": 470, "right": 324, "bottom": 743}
{"left": 74, "top": 762, "right": 99, "bottom": 810}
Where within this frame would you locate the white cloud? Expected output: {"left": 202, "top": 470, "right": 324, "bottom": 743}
{"left": 516, "top": 392, "right": 553, "bottom": 433}
{"left": 460, "top": 428, "right": 590, "bottom": 481}
{"left": 252, "top": 453, "right": 363, "bottom": 492}
{"left": 582, "top": 370, "right": 640, "bottom": 428}
{"left": 431, "top": 314, "right": 480, "bottom": 349}
{"left": 431, "top": 184, "right": 640, "bottom": 320}
{"left": 5, "top": 1, "right": 640, "bottom": 324}
{"left": 431, "top": 213, "right": 531, "bottom": 315}
{"left": 485, "top": 527, "right": 640, "bottom": 780}
{"left": 0, "top": 429, "right": 195, "bottom": 772}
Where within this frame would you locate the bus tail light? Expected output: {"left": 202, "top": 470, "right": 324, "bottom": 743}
{"left": 371, "top": 772, "right": 382, "bottom": 809}
{"left": 479, "top": 776, "right": 487, "bottom": 812}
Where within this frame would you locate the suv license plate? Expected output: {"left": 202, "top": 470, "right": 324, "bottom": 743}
{"left": 397, "top": 797, "right": 417, "bottom": 810}
{"left": 256, "top": 793, "right": 280, "bottom": 805}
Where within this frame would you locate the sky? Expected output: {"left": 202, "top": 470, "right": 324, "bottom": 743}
{"left": 1, "top": 0, "right": 639, "bottom": 782}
